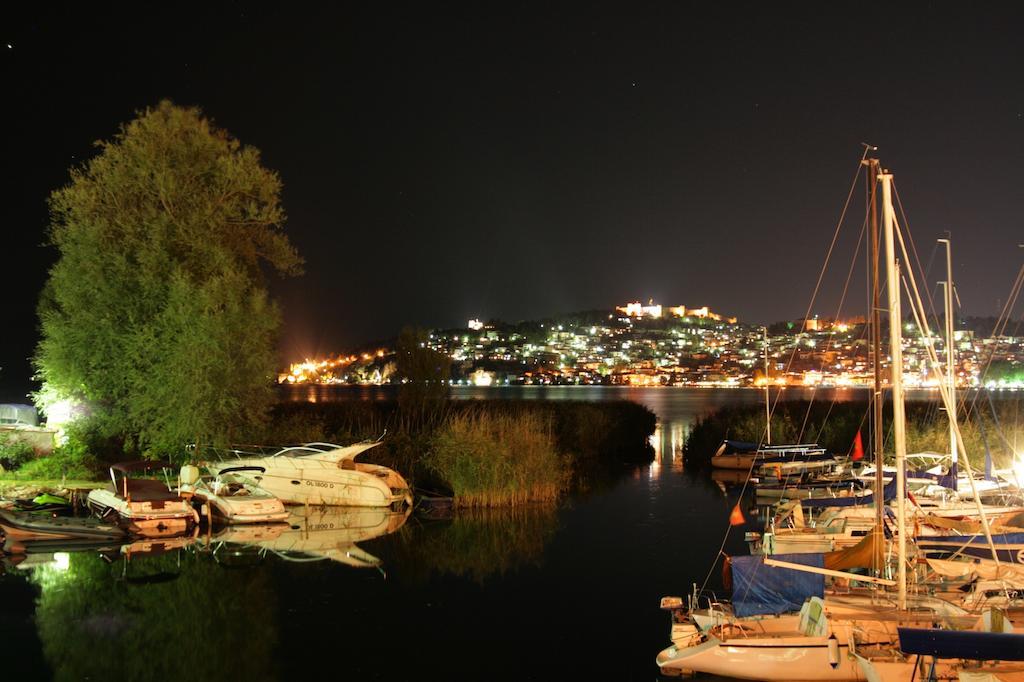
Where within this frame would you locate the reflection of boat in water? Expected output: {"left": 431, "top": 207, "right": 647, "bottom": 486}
{"left": 206, "top": 522, "right": 287, "bottom": 545}
{"left": 415, "top": 493, "right": 454, "bottom": 519}
{"left": 206, "top": 441, "right": 413, "bottom": 509}
{"left": 213, "top": 506, "right": 411, "bottom": 568}
{"left": 710, "top": 468, "right": 756, "bottom": 487}
{"left": 114, "top": 533, "right": 198, "bottom": 559}
{"left": 0, "top": 527, "right": 198, "bottom": 573}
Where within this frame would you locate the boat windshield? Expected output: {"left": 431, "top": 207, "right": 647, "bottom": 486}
{"left": 211, "top": 471, "right": 266, "bottom": 496}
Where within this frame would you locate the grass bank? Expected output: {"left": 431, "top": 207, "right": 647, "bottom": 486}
{"left": 2, "top": 398, "right": 657, "bottom": 508}
{"left": 684, "top": 396, "right": 1024, "bottom": 470}
{"left": 261, "top": 398, "right": 656, "bottom": 507}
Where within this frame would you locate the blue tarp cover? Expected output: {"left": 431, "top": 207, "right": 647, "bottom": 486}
{"left": 731, "top": 552, "right": 824, "bottom": 617}
{"left": 720, "top": 440, "right": 760, "bottom": 453}
{"left": 910, "top": 461, "right": 958, "bottom": 490}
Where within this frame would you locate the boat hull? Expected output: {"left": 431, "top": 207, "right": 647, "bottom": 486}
{"left": 657, "top": 635, "right": 866, "bottom": 681}
{"left": 185, "top": 490, "right": 289, "bottom": 524}
{"left": 209, "top": 458, "right": 412, "bottom": 508}
{"left": 86, "top": 489, "right": 197, "bottom": 537}
{"left": 0, "top": 509, "right": 126, "bottom": 540}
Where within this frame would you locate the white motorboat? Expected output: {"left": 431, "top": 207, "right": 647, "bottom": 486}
{"left": 178, "top": 465, "right": 288, "bottom": 524}
{"left": 205, "top": 441, "right": 413, "bottom": 508}
{"left": 86, "top": 461, "right": 199, "bottom": 537}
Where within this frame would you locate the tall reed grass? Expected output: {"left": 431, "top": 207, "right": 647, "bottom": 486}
{"left": 423, "top": 409, "right": 570, "bottom": 507}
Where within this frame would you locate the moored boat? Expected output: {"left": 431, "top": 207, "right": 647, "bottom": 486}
{"left": 178, "top": 465, "right": 288, "bottom": 524}
{"left": 205, "top": 441, "right": 413, "bottom": 509}
{"left": 0, "top": 509, "right": 126, "bottom": 549}
{"left": 711, "top": 440, "right": 835, "bottom": 471}
{"left": 657, "top": 157, "right": 1022, "bottom": 680}
{"left": 86, "top": 461, "right": 199, "bottom": 537}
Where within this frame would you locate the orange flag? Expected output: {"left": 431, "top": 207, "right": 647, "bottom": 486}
{"left": 729, "top": 502, "right": 746, "bottom": 526}
{"left": 852, "top": 430, "right": 864, "bottom": 462}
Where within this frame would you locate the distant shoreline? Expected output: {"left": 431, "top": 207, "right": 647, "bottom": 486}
{"left": 278, "top": 383, "right": 1003, "bottom": 392}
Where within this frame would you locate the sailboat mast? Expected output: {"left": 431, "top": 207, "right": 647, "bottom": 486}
{"left": 880, "top": 170, "right": 908, "bottom": 610}
{"left": 867, "top": 158, "right": 884, "bottom": 531}
{"left": 764, "top": 326, "right": 771, "bottom": 445}
{"left": 895, "top": 226, "right": 1003, "bottom": 568}
{"left": 938, "top": 237, "right": 957, "bottom": 466}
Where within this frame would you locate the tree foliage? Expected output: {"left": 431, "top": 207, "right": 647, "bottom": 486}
{"left": 395, "top": 327, "right": 451, "bottom": 421}
{"left": 35, "top": 101, "right": 302, "bottom": 457}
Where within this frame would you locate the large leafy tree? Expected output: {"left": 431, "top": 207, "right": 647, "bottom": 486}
{"left": 35, "top": 101, "right": 302, "bottom": 456}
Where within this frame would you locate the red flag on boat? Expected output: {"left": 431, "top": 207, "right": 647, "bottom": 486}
{"left": 852, "top": 430, "right": 864, "bottom": 462}
{"left": 729, "top": 502, "right": 746, "bottom": 526}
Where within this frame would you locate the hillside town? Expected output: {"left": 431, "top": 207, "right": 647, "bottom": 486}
{"left": 281, "top": 301, "right": 1024, "bottom": 389}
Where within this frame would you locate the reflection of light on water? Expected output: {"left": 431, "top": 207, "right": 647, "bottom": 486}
{"left": 53, "top": 552, "right": 70, "bottom": 571}
{"left": 306, "top": 386, "right": 319, "bottom": 403}
{"left": 28, "top": 552, "right": 79, "bottom": 592}
{"left": 649, "top": 421, "right": 686, "bottom": 476}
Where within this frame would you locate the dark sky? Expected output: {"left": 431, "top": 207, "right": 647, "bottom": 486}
{"left": 4, "top": 3, "right": 1023, "bottom": 397}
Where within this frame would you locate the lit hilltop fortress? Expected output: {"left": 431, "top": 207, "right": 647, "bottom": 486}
{"left": 615, "top": 300, "right": 737, "bottom": 324}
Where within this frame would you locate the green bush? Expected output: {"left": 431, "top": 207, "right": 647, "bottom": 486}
{"left": 0, "top": 436, "right": 37, "bottom": 472}
{"left": 5, "top": 419, "right": 108, "bottom": 480}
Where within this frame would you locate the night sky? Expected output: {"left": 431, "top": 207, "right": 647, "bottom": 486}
{"left": 4, "top": 4, "right": 1023, "bottom": 399}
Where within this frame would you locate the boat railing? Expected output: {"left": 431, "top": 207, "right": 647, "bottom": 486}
{"left": 688, "top": 584, "right": 728, "bottom": 613}
{"left": 198, "top": 439, "right": 383, "bottom": 463}
{"left": 760, "top": 443, "right": 823, "bottom": 452}
{"left": 268, "top": 445, "right": 336, "bottom": 458}
{"left": 301, "top": 442, "right": 345, "bottom": 451}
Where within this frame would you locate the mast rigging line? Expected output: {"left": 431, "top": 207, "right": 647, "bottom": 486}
{"left": 960, "top": 260, "right": 1024, "bottom": 423}
{"left": 776, "top": 171, "right": 874, "bottom": 498}
{"left": 895, "top": 182, "right": 1024, "bottom": 485}
{"left": 895, "top": 219, "right": 1002, "bottom": 570}
{"left": 764, "top": 214, "right": 874, "bottom": 499}
{"left": 800, "top": 209, "right": 870, "bottom": 444}
{"left": 893, "top": 185, "right": 942, "bottom": 326}
{"left": 693, "top": 148, "right": 871, "bottom": 600}
{"left": 770, "top": 148, "right": 872, "bottom": 444}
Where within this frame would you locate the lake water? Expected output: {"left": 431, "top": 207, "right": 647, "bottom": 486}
{"left": 1, "top": 386, "right": 873, "bottom": 681}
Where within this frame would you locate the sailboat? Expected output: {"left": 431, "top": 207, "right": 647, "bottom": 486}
{"left": 711, "top": 332, "right": 842, "bottom": 473}
{"left": 656, "top": 158, "right": 1012, "bottom": 680}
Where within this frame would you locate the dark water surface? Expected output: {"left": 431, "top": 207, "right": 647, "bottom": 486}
{"left": 2, "top": 386, "right": 871, "bottom": 681}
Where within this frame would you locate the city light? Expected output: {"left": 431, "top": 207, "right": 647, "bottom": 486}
{"left": 279, "top": 304, "right": 997, "bottom": 389}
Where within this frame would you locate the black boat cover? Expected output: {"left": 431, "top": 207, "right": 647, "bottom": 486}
{"left": 897, "top": 627, "right": 1024, "bottom": 661}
